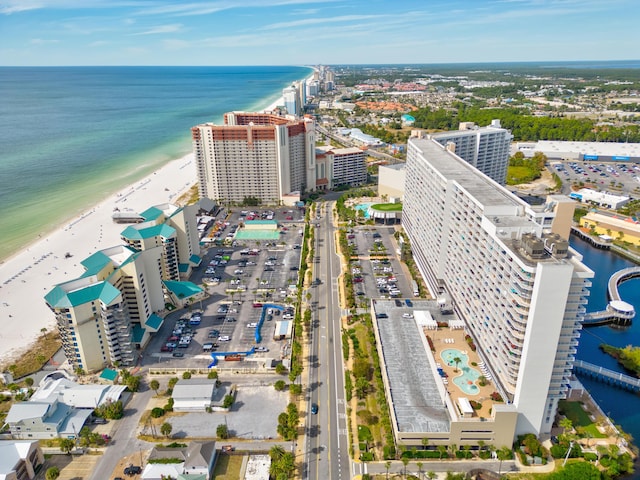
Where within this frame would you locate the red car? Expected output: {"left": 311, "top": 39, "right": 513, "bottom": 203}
{"left": 286, "top": 216, "right": 293, "bottom": 220}
{"left": 161, "top": 345, "right": 173, "bottom": 352}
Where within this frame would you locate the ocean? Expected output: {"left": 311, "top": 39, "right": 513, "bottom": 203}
{"left": 0, "top": 66, "right": 312, "bottom": 261}
{"left": 571, "top": 236, "right": 640, "bottom": 459}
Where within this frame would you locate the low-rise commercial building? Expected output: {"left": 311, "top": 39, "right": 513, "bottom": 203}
{"left": 0, "top": 441, "right": 43, "bottom": 480}
{"left": 579, "top": 211, "right": 640, "bottom": 246}
{"left": 569, "top": 188, "right": 630, "bottom": 210}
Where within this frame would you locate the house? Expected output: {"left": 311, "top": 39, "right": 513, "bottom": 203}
{"left": 4, "top": 399, "right": 91, "bottom": 440}
{"left": 142, "top": 441, "right": 216, "bottom": 480}
{"left": 0, "top": 440, "right": 44, "bottom": 480}
{"left": 171, "top": 379, "right": 217, "bottom": 412}
{"left": 4, "top": 375, "right": 126, "bottom": 440}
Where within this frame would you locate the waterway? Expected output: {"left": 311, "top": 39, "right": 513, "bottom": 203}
{"left": 571, "top": 235, "right": 640, "bottom": 456}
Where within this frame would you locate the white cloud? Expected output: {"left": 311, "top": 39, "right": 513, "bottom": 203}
{"left": 135, "top": 0, "right": 339, "bottom": 17}
{"left": 88, "top": 40, "right": 109, "bottom": 47}
{"left": 29, "top": 38, "right": 59, "bottom": 44}
{"left": 131, "top": 23, "right": 183, "bottom": 35}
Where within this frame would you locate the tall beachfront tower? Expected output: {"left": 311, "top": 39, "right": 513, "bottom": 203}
{"left": 120, "top": 204, "right": 200, "bottom": 281}
{"left": 429, "top": 119, "right": 512, "bottom": 185}
{"left": 44, "top": 246, "right": 165, "bottom": 373}
{"left": 192, "top": 112, "right": 315, "bottom": 205}
{"left": 283, "top": 85, "right": 300, "bottom": 116}
{"left": 315, "top": 146, "right": 367, "bottom": 190}
{"left": 403, "top": 138, "right": 594, "bottom": 437}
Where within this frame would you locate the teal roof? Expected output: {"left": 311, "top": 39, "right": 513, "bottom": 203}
{"left": 132, "top": 324, "right": 146, "bottom": 343}
{"left": 45, "top": 281, "right": 121, "bottom": 308}
{"left": 189, "top": 254, "right": 202, "bottom": 266}
{"left": 245, "top": 220, "right": 278, "bottom": 225}
{"left": 401, "top": 114, "right": 415, "bottom": 122}
{"left": 179, "top": 263, "right": 190, "bottom": 273}
{"left": 99, "top": 368, "right": 118, "bottom": 382}
{"left": 139, "top": 206, "right": 164, "bottom": 221}
{"left": 80, "top": 251, "right": 113, "bottom": 276}
{"left": 121, "top": 223, "right": 176, "bottom": 240}
{"left": 163, "top": 280, "right": 203, "bottom": 299}
{"left": 145, "top": 314, "right": 164, "bottom": 330}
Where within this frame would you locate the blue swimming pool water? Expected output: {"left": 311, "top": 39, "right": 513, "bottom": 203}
{"left": 441, "top": 348, "right": 482, "bottom": 395}
{"left": 355, "top": 203, "right": 372, "bottom": 219}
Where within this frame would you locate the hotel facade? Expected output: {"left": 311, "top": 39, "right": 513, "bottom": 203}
{"left": 192, "top": 112, "right": 316, "bottom": 205}
{"left": 403, "top": 137, "right": 594, "bottom": 437}
{"left": 428, "top": 120, "right": 512, "bottom": 185}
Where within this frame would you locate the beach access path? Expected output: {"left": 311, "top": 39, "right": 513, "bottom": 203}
{"left": 0, "top": 154, "right": 197, "bottom": 365}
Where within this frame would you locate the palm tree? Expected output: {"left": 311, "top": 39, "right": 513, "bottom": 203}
{"left": 416, "top": 461, "right": 424, "bottom": 480}
{"left": 149, "top": 379, "right": 160, "bottom": 396}
{"left": 401, "top": 457, "right": 409, "bottom": 478}
{"left": 453, "top": 357, "right": 461, "bottom": 373}
{"left": 160, "top": 422, "right": 172, "bottom": 438}
{"left": 421, "top": 437, "right": 429, "bottom": 451}
{"left": 385, "top": 461, "right": 391, "bottom": 479}
{"left": 497, "top": 447, "right": 511, "bottom": 475}
{"left": 426, "top": 471, "right": 437, "bottom": 480}
{"left": 437, "top": 445, "right": 448, "bottom": 459}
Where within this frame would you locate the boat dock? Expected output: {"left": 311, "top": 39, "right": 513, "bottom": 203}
{"left": 583, "top": 266, "right": 640, "bottom": 327}
{"left": 574, "top": 360, "right": 640, "bottom": 393}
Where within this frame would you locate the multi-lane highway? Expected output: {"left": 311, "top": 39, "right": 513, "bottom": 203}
{"left": 304, "top": 200, "right": 351, "bottom": 480}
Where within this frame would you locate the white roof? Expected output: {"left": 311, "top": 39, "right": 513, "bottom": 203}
{"left": 141, "top": 462, "right": 184, "bottom": 479}
{"left": 172, "top": 379, "right": 216, "bottom": 401}
{"left": 0, "top": 441, "right": 37, "bottom": 477}
{"left": 5, "top": 403, "right": 51, "bottom": 424}
{"left": 30, "top": 377, "right": 126, "bottom": 409}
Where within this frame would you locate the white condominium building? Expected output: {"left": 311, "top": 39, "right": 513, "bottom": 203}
{"left": 45, "top": 245, "right": 166, "bottom": 373}
{"left": 429, "top": 119, "right": 512, "bottom": 184}
{"left": 192, "top": 112, "right": 315, "bottom": 205}
{"left": 315, "top": 146, "right": 367, "bottom": 190}
{"left": 403, "top": 137, "right": 594, "bottom": 437}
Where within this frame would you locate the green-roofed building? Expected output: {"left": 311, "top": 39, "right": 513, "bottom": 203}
{"left": 44, "top": 245, "right": 166, "bottom": 373}
{"left": 120, "top": 203, "right": 200, "bottom": 282}
{"left": 163, "top": 280, "right": 204, "bottom": 308}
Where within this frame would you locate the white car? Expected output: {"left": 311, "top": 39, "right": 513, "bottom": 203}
{"left": 402, "top": 313, "right": 414, "bottom": 319}
{"left": 218, "top": 335, "right": 231, "bottom": 342}
{"left": 247, "top": 322, "right": 258, "bottom": 328}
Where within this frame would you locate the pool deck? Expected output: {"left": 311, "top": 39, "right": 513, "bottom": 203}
{"left": 427, "top": 327, "right": 496, "bottom": 419}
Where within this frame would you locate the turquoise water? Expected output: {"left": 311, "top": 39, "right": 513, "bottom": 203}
{"left": 0, "top": 66, "right": 312, "bottom": 261}
{"left": 440, "top": 348, "right": 481, "bottom": 395}
{"left": 355, "top": 203, "right": 373, "bottom": 219}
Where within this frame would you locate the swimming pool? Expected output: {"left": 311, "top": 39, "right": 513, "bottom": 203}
{"left": 440, "top": 348, "right": 481, "bottom": 396}
{"left": 355, "top": 203, "right": 372, "bottom": 219}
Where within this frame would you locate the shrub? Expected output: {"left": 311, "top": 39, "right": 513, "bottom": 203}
{"left": 274, "top": 380, "right": 287, "bottom": 391}
{"left": 360, "top": 452, "right": 374, "bottom": 461}
{"left": 150, "top": 407, "right": 165, "bottom": 418}
{"left": 182, "top": 371, "right": 192, "bottom": 380}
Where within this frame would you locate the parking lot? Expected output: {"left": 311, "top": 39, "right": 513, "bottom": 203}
{"left": 344, "top": 225, "right": 415, "bottom": 306}
{"left": 552, "top": 160, "right": 640, "bottom": 197}
{"left": 141, "top": 207, "right": 306, "bottom": 371}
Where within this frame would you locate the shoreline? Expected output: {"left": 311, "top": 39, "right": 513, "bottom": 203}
{"left": 0, "top": 153, "right": 197, "bottom": 365}
{"left": 0, "top": 75, "right": 309, "bottom": 366}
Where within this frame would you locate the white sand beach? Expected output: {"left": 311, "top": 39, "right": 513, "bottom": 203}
{"left": 0, "top": 154, "right": 197, "bottom": 365}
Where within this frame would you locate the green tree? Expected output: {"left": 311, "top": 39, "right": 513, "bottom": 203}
{"left": 45, "top": 466, "right": 60, "bottom": 480}
{"left": 222, "top": 394, "right": 235, "bottom": 409}
{"left": 160, "top": 422, "right": 173, "bottom": 438}
{"left": 207, "top": 370, "right": 218, "bottom": 379}
{"left": 168, "top": 377, "right": 179, "bottom": 389}
{"left": 182, "top": 371, "right": 192, "bottom": 380}
{"left": 59, "top": 438, "right": 76, "bottom": 455}
{"left": 149, "top": 379, "right": 160, "bottom": 395}
{"left": 385, "top": 461, "right": 391, "bottom": 480}
{"left": 24, "top": 377, "right": 34, "bottom": 388}
{"left": 453, "top": 356, "right": 461, "bottom": 373}
{"left": 401, "top": 456, "right": 409, "bottom": 478}
{"left": 355, "top": 377, "right": 369, "bottom": 399}
{"left": 275, "top": 363, "right": 287, "bottom": 374}
{"left": 497, "top": 447, "right": 512, "bottom": 475}
{"left": 274, "top": 380, "right": 287, "bottom": 391}
{"left": 216, "top": 423, "right": 229, "bottom": 439}
{"left": 125, "top": 374, "right": 140, "bottom": 392}
{"left": 437, "top": 445, "right": 448, "bottom": 459}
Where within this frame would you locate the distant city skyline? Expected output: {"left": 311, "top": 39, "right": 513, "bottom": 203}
{"left": 0, "top": 0, "right": 638, "bottom": 66}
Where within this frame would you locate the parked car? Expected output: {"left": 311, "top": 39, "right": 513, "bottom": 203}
{"left": 172, "top": 352, "right": 185, "bottom": 358}
{"left": 311, "top": 403, "right": 319, "bottom": 414}
{"left": 255, "top": 346, "right": 269, "bottom": 352}
{"left": 124, "top": 465, "right": 142, "bottom": 476}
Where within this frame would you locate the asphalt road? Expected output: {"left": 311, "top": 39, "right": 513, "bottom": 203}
{"left": 305, "top": 201, "right": 350, "bottom": 480}
{"left": 90, "top": 387, "right": 154, "bottom": 480}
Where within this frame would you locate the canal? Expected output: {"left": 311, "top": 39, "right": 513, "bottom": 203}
{"left": 571, "top": 235, "right": 640, "bottom": 455}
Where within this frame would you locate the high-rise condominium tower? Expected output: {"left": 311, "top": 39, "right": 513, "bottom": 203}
{"left": 403, "top": 137, "right": 593, "bottom": 436}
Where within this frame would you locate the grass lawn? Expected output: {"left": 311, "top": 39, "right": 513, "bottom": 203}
{"left": 506, "top": 166, "right": 538, "bottom": 185}
{"left": 370, "top": 203, "right": 402, "bottom": 212}
{"left": 559, "top": 400, "right": 606, "bottom": 438}
{"left": 212, "top": 454, "right": 243, "bottom": 479}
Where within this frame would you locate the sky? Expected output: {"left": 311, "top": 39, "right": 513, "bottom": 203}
{"left": 0, "top": 0, "right": 638, "bottom": 66}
